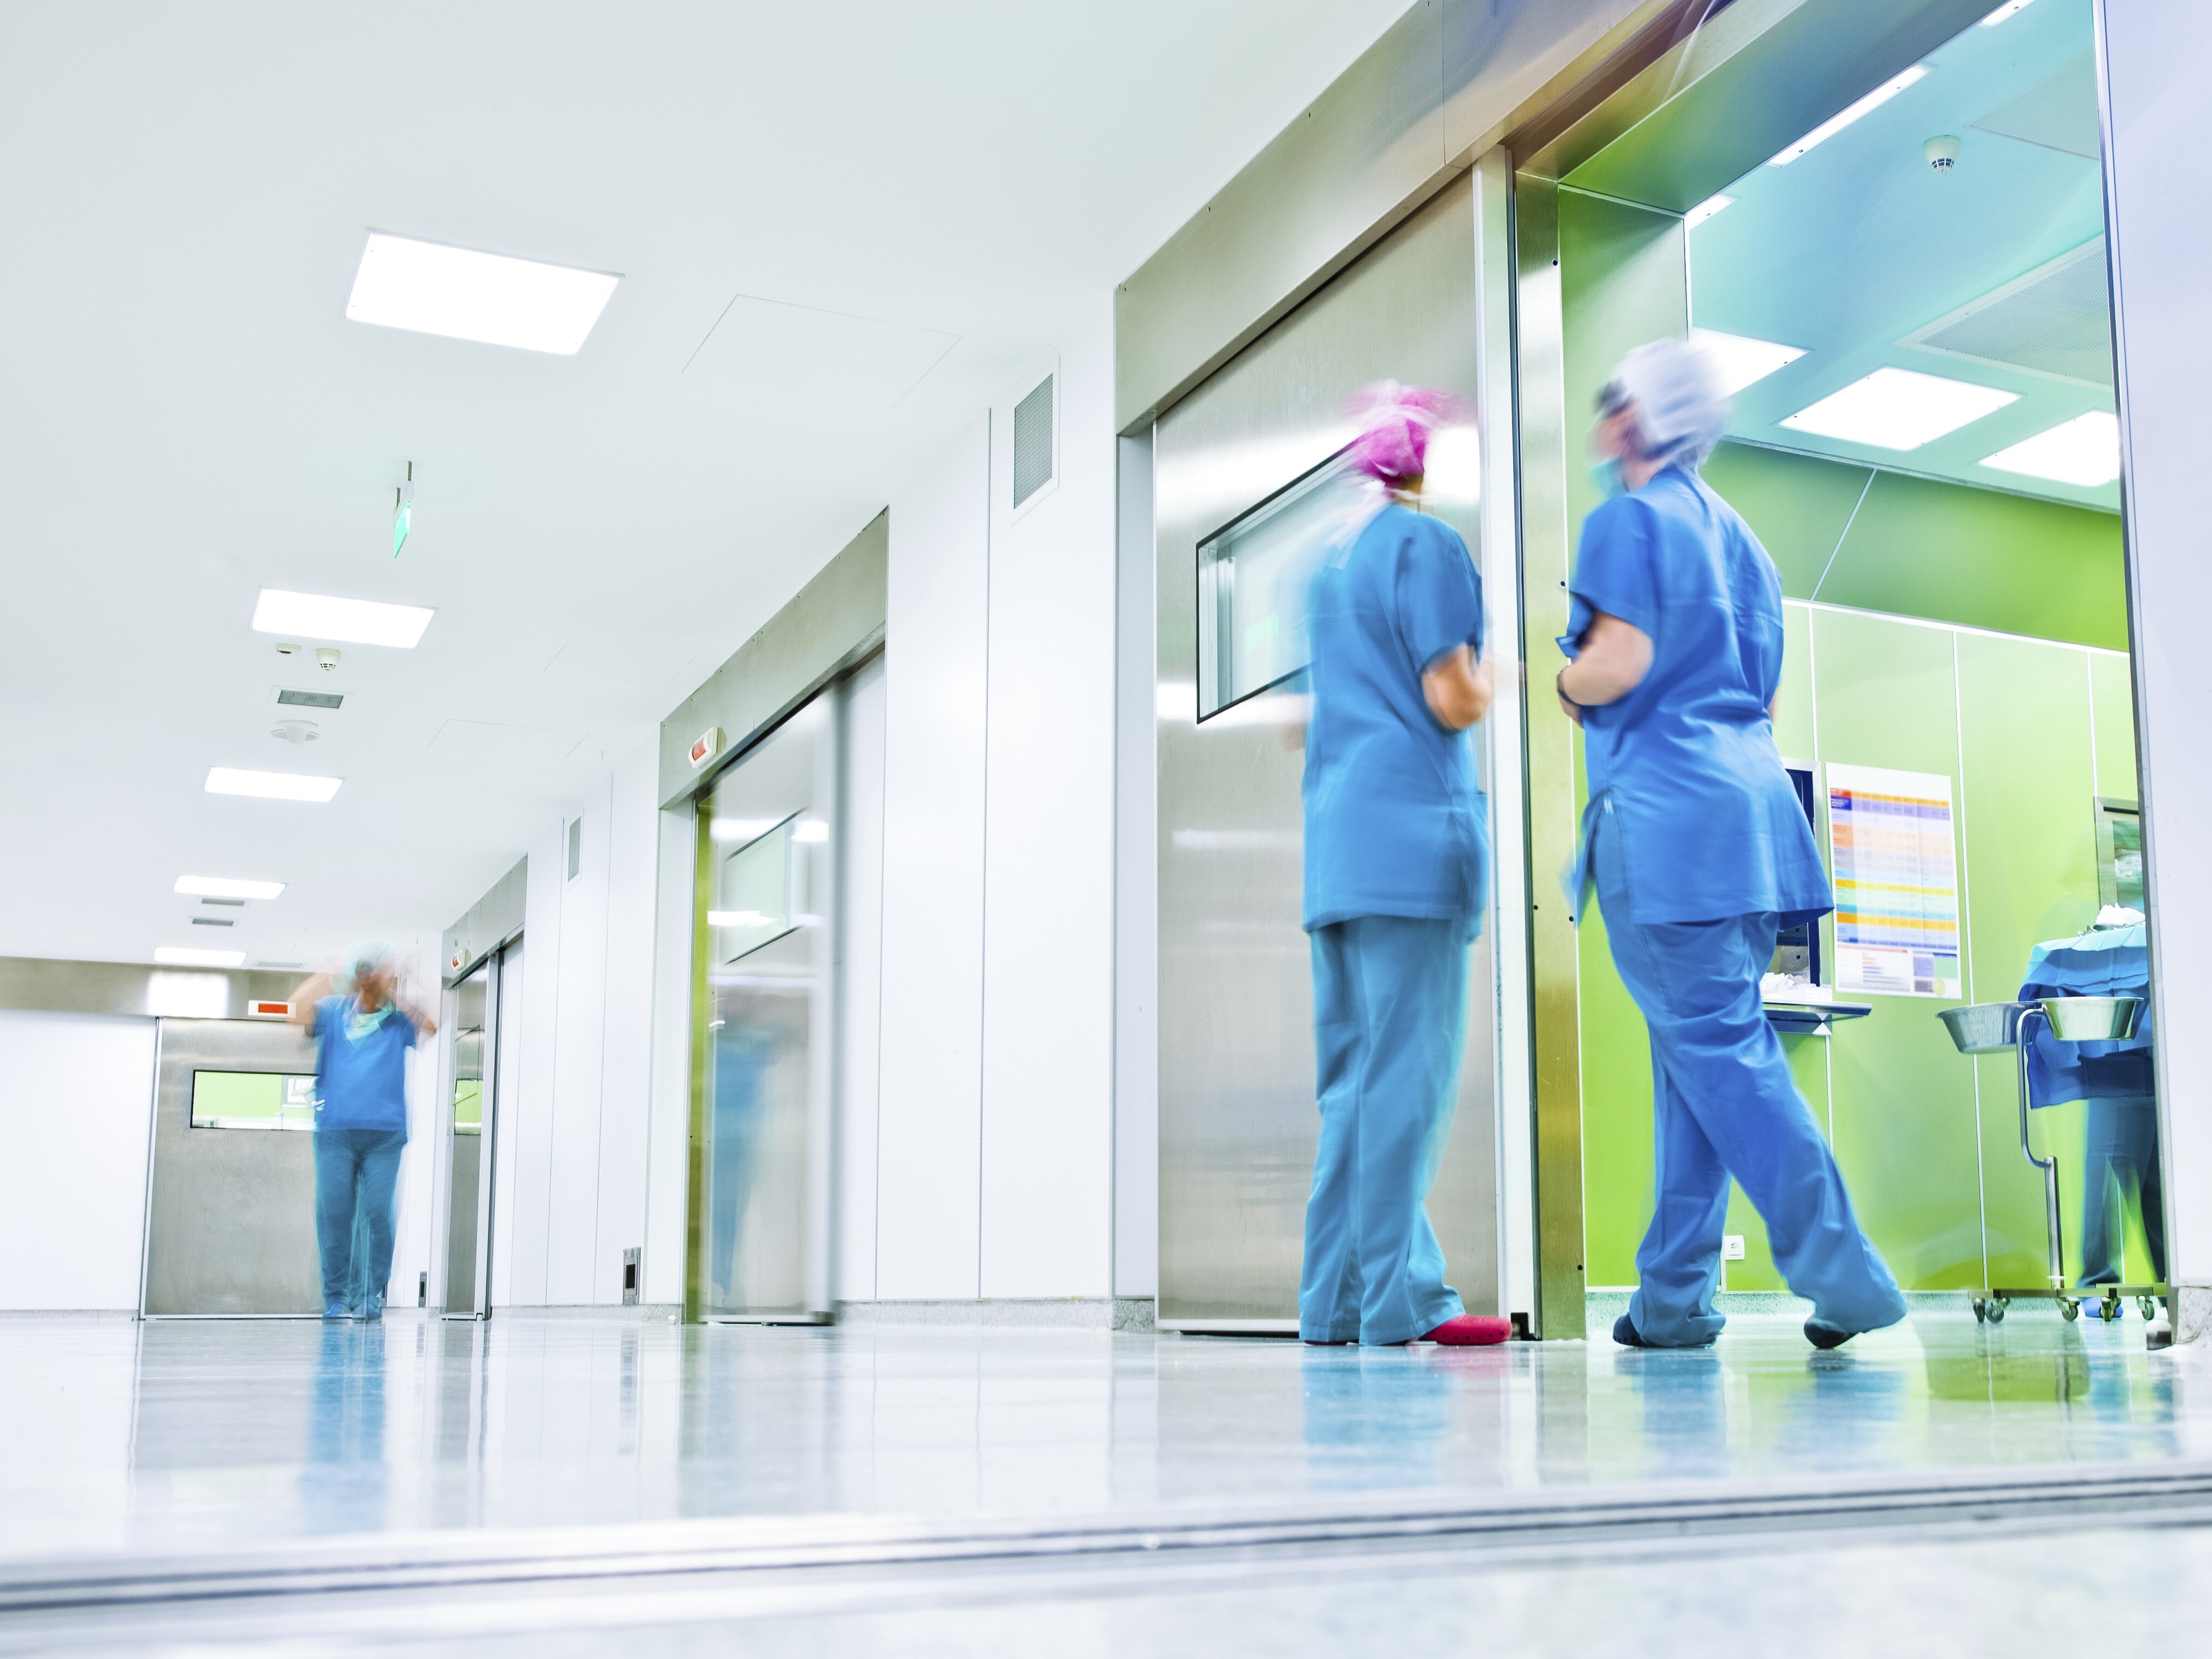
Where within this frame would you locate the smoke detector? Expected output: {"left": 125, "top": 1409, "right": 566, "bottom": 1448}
{"left": 272, "top": 718, "right": 320, "bottom": 744}
{"left": 1925, "top": 134, "right": 1960, "bottom": 171}
{"left": 315, "top": 647, "right": 341, "bottom": 673}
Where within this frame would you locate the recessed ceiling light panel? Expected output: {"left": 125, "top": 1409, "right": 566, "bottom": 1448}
{"left": 252, "top": 590, "right": 433, "bottom": 649}
{"left": 1690, "top": 327, "right": 1808, "bottom": 396}
{"left": 1769, "top": 65, "right": 1931, "bottom": 165}
{"left": 175, "top": 876, "right": 286, "bottom": 900}
{"left": 205, "top": 767, "right": 343, "bottom": 803}
{"left": 1980, "top": 411, "right": 2121, "bottom": 487}
{"left": 1779, "top": 367, "right": 2018, "bottom": 449}
{"left": 346, "top": 232, "right": 620, "bottom": 355}
{"left": 1685, "top": 194, "right": 1736, "bottom": 229}
{"left": 155, "top": 946, "right": 246, "bottom": 967}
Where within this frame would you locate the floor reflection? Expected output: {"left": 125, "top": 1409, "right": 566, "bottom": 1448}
{"left": 0, "top": 1304, "right": 2194, "bottom": 1559}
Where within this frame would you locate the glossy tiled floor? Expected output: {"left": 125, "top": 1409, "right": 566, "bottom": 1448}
{"left": 0, "top": 1298, "right": 2197, "bottom": 1562}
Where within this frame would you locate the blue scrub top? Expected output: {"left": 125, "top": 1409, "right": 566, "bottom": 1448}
{"left": 1302, "top": 503, "right": 1489, "bottom": 934}
{"left": 1560, "top": 465, "right": 1830, "bottom": 927}
{"left": 312, "top": 995, "right": 416, "bottom": 1135}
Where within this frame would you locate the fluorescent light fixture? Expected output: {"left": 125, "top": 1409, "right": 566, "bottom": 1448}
{"left": 707, "top": 910, "right": 770, "bottom": 928}
{"left": 346, "top": 232, "right": 619, "bottom": 355}
{"left": 205, "top": 767, "right": 344, "bottom": 803}
{"left": 175, "top": 876, "right": 285, "bottom": 901}
{"left": 1685, "top": 194, "right": 1736, "bottom": 229}
{"left": 1779, "top": 367, "right": 2017, "bottom": 449}
{"left": 1690, "top": 327, "right": 1808, "bottom": 396}
{"left": 709, "top": 817, "right": 780, "bottom": 843}
{"left": 1979, "top": 0, "right": 2036, "bottom": 23}
{"left": 155, "top": 947, "right": 245, "bottom": 968}
{"left": 1769, "top": 65, "right": 1931, "bottom": 165}
{"left": 1980, "top": 411, "right": 2121, "bottom": 487}
{"left": 252, "top": 589, "right": 434, "bottom": 649}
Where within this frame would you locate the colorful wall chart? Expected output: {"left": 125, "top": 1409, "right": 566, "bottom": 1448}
{"left": 1826, "top": 762, "right": 1962, "bottom": 998}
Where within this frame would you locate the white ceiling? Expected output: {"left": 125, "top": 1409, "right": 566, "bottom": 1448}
{"left": 0, "top": 1, "right": 1411, "bottom": 973}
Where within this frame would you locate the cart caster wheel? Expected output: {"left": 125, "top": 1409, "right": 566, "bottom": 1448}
{"left": 2062, "top": 1300, "right": 2081, "bottom": 1322}
{"left": 2141, "top": 1298, "right": 2159, "bottom": 1322}
{"left": 1988, "top": 1301, "right": 2007, "bottom": 1324}
{"left": 2100, "top": 1300, "right": 2119, "bottom": 1322}
{"left": 1972, "top": 1298, "right": 1988, "bottom": 1324}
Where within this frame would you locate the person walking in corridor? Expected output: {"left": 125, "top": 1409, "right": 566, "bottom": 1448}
{"left": 290, "top": 944, "right": 436, "bottom": 1321}
{"left": 1558, "top": 337, "right": 1905, "bottom": 1351}
{"left": 1297, "top": 383, "right": 1507, "bottom": 1348}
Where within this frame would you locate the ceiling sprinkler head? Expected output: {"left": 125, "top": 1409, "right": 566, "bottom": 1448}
{"left": 274, "top": 641, "right": 301, "bottom": 657}
{"left": 272, "top": 718, "right": 320, "bottom": 744}
{"left": 1925, "top": 134, "right": 1960, "bottom": 172}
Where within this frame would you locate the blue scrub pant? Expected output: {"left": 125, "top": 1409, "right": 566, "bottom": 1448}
{"left": 314, "top": 1129, "right": 406, "bottom": 1312}
{"left": 1300, "top": 915, "right": 1469, "bottom": 1345}
{"left": 2079, "top": 1095, "right": 2164, "bottom": 1285}
{"left": 1594, "top": 825, "right": 1904, "bottom": 1347}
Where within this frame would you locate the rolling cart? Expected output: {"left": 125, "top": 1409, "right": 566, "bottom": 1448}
{"left": 1937, "top": 996, "right": 2165, "bottom": 1325}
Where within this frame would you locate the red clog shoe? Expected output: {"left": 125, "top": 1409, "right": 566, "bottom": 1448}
{"left": 1421, "top": 1315, "right": 1512, "bottom": 1346}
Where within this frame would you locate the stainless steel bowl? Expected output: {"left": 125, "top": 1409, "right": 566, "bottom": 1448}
{"left": 2038, "top": 995, "right": 2145, "bottom": 1042}
{"left": 1938, "top": 1002, "right": 2032, "bottom": 1054}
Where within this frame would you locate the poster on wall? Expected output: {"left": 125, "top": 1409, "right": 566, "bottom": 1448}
{"left": 1826, "top": 762, "right": 1962, "bottom": 999}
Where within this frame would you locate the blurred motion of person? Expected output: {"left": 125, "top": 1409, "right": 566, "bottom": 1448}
{"left": 1559, "top": 338, "right": 1904, "bottom": 1351}
{"left": 290, "top": 944, "right": 437, "bottom": 1321}
{"left": 1297, "top": 384, "right": 1506, "bottom": 1349}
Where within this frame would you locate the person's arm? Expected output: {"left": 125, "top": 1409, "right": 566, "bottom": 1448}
{"left": 288, "top": 973, "right": 332, "bottom": 1030}
{"left": 1555, "top": 611, "right": 1653, "bottom": 727}
{"left": 391, "top": 980, "right": 440, "bottom": 1039}
{"left": 1423, "top": 645, "right": 1495, "bottom": 731}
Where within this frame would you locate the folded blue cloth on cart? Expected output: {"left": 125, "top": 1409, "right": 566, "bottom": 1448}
{"left": 2018, "top": 923, "right": 2152, "bottom": 1108}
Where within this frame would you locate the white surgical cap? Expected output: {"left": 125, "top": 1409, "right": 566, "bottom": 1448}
{"left": 339, "top": 941, "right": 395, "bottom": 991}
{"left": 1604, "top": 337, "right": 1730, "bottom": 469}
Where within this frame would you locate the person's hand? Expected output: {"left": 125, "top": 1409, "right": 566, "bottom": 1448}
{"left": 1556, "top": 671, "right": 1584, "bottom": 727}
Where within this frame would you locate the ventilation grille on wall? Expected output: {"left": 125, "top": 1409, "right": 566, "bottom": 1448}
{"left": 1011, "top": 373, "right": 1055, "bottom": 508}
{"left": 277, "top": 688, "right": 344, "bottom": 709}
{"left": 1903, "top": 238, "right": 2112, "bottom": 387}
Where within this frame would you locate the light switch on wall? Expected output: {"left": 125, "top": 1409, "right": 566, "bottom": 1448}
{"left": 1723, "top": 1235, "right": 1747, "bottom": 1262}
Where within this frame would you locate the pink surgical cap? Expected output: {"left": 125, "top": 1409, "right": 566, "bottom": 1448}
{"left": 1347, "top": 382, "right": 1464, "bottom": 482}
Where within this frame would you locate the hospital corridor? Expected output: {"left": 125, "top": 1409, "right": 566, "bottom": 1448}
{"left": 1, "top": 1, "right": 2211, "bottom": 1652}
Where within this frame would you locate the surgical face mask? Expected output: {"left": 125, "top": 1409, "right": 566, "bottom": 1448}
{"left": 1588, "top": 456, "right": 1627, "bottom": 499}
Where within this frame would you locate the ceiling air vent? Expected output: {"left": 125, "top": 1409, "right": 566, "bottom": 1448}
{"left": 1902, "top": 239, "right": 2112, "bottom": 387}
{"left": 1011, "top": 373, "right": 1055, "bottom": 509}
{"left": 191, "top": 916, "right": 236, "bottom": 928}
{"left": 278, "top": 688, "right": 344, "bottom": 710}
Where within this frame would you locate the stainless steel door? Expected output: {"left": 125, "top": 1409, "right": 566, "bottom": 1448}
{"left": 441, "top": 952, "right": 504, "bottom": 1318}
{"left": 693, "top": 691, "right": 838, "bottom": 1320}
{"left": 1154, "top": 178, "right": 1500, "bottom": 1329}
{"left": 142, "top": 1017, "right": 324, "bottom": 1316}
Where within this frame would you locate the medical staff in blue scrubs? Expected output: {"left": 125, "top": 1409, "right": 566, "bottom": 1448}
{"left": 1299, "top": 384, "right": 1508, "bottom": 1349}
{"left": 1557, "top": 339, "right": 1906, "bottom": 1352}
{"left": 291, "top": 944, "right": 438, "bottom": 1322}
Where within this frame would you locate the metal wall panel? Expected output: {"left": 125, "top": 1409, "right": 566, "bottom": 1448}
{"left": 0, "top": 958, "right": 301, "bottom": 1020}
{"left": 1155, "top": 178, "right": 1499, "bottom": 1329}
{"left": 441, "top": 859, "right": 525, "bottom": 988}
{"left": 142, "top": 1018, "right": 324, "bottom": 1316}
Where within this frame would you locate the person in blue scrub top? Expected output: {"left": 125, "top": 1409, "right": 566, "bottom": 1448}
{"left": 1298, "top": 384, "right": 1509, "bottom": 1349}
{"left": 1557, "top": 339, "right": 1906, "bottom": 1352}
{"left": 290, "top": 944, "right": 437, "bottom": 1322}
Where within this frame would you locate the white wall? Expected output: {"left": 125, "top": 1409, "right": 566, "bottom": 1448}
{"left": 870, "top": 301, "right": 1123, "bottom": 1303}
{"left": 2100, "top": 0, "right": 2212, "bottom": 1287}
{"left": 979, "top": 305, "right": 1118, "bottom": 1297}
{"left": 0, "top": 1011, "right": 157, "bottom": 1310}
{"left": 877, "top": 419, "right": 992, "bottom": 1298}
{"left": 496, "top": 744, "right": 661, "bottom": 1306}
